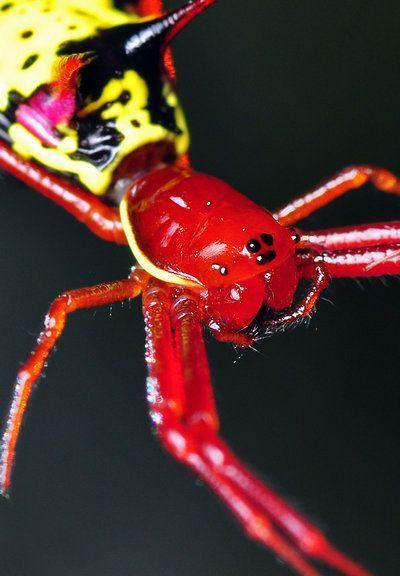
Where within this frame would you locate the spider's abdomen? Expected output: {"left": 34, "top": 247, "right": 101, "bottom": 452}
{"left": 0, "top": 0, "right": 189, "bottom": 194}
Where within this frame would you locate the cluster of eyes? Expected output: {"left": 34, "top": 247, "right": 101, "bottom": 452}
{"left": 246, "top": 234, "right": 276, "bottom": 265}
{"left": 211, "top": 233, "right": 278, "bottom": 277}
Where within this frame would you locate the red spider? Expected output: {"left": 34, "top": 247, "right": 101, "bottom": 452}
{"left": 1, "top": 1, "right": 399, "bottom": 576}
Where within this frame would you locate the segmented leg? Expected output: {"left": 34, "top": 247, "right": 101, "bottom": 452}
{"left": 0, "top": 141, "right": 126, "bottom": 244}
{"left": 299, "top": 221, "right": 400, "bottom": 251}
{"left": 143, "top": 281, "right": 373, "bottom": 576}
{"left": 299, "top": 243, "right": 400, "bottom": 278}
{"left": 0, "top": 269, "right": 148, "bottom": 495}
{"left": 171, "top": 289, "right": 372, "bottom": 576}
{"left": 143, "top": 282, "right": 320, "bottom": 576}
{"left": 274, "top": 166, "right": 400, "bottom": 226}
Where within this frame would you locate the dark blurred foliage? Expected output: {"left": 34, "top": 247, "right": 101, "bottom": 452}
{"left": 0, "top": 2, "right": 399, "bottom": 575}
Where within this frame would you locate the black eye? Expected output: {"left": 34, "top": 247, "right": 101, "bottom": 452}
{"left": 247, "top": 239, "right": 261, "bottom": 253}
{"left": 261, "top": 233, "right": 273, "bottom": 246}
{"left": 256, "top": 251, "right": 276, "bottom": 265}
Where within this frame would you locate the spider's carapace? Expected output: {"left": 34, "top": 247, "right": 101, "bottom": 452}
{"left": 0, "top": 2, "right": 399, "bottom": 576}
{"left": 120, "top": 166, "right": 299, "bottom": 334}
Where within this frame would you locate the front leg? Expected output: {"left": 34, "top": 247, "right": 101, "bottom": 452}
{"left": 0, "top": 141, "right": 126, "bottom": 244}
{"left": 143, "top": 281, "right": 321, "bottom": 576}
{"left": 300, "top": 221, "right": 400, "bottom": 252}
{"left": 142, "top": 280, "right": 372, "bottom": 576}
{"left": 291, "top": 222, "right": 400, "bottom": 278}
{"left": 301, "top": 243, "right": 400, "bottom": 278}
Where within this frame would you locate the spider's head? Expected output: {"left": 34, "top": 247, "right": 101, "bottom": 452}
{"left": 163, "top": 173, "right": 300, "bottom": 335}
{"left": 122, "top": 166, "right": 301, "bottom": 336}
{"left": 186, "top": 189, "right": 297, "bottom": 287}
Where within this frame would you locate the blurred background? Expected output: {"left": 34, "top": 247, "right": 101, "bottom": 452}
{"left": 0, "top": 1, "right": 399, "bottom": 575}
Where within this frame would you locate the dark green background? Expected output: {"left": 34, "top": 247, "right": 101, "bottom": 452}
{"left": 0, "top": 1, "right": 399, "bottom": 575}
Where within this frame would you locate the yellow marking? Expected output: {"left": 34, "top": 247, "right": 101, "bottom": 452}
{"left": 8, "top": 82, "right": 188, "bottom": 194}
{"left": 10, "top": 123, "right": 109, "bottom": 193}
{"left": 0, "top": 0, "right": 132, "bottom": 109}
{"left": 0, "top": 0, "right": 190, "bottom": 194}
{"left": 120, "top": 195, "right": 200, "bottom": 287}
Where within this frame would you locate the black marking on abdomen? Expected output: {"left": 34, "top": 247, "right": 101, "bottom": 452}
{"left": 22, "top": 54, "right": 39, "bottom": 70}
{"left": 70, "top": 113, "right": 124, "bottom": 170}
{"left": 58, "top": 23, "right": 181, "bottom": 135}
{"left": 0, "top": 90, "right": 25, "bottom": 145}
{"left": 20, "top": 30, "right": 33, "bottom": 39}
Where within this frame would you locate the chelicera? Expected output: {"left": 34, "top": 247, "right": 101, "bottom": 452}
{"left": 0, "top": 1, "right": 398, "bottom": 576}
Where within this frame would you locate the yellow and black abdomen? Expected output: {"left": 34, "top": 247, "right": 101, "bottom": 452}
{"left": 0, "top": 0, "right": 189, "bottom": 194}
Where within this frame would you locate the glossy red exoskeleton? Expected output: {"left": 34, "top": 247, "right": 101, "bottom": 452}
{"left": 1, "top": 1, "right": 399, "bottom": 575}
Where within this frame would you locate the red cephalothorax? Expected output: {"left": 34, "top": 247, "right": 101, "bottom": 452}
{"left": 121, "top": 166, "right": 296, "bottom": 283}
{"left": 120, "top": 166, "right": 299, "bottom": 337}
{"left": 0, "top": 2, "right": 398, "bottom": 576}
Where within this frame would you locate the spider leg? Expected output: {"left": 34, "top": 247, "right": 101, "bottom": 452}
{"left": 171, "top": 288, "right": 374, "bottom": 576}
{"left": 0, "top": 268, "right": 148, "bottom": 495}
{"left": 142, "top": 281, "right": 372, "bottom": 576}
{"left": 143, "top": 281, "right": 321, "bottom": 576}
{"left": 300, "top": 221, "right": 400, "bottom": 252}
{"left": 0, "top": 141, "right": 126, "bottom": 244}
{"left": 274, "top": 165, "right": 400, "bottom": 226}
{"left": 299, "top": 243, "right": 400, "bottom": 278}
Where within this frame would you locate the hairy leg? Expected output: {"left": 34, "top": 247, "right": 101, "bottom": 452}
{"left": 0, "top": 268, "right": 148, "bottom": 494}
{"left": 142, "top": 281, "right": 372, "bottom": 576}
{"left": 0, "top": 141, "right": 126, "bottom": 244}
{"left": 274, "top": 166, "right": 400, "bottom": 226}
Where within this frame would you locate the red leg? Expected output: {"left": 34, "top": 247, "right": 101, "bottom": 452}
{"left": 274, "top": 165, "right": 400, "bottom": 226}
{"left": 170, "top": 289, "right": 372, "bottom": 576}
{"left": 299, "top": 221, "right": 400, "bottom": 251}
{"left": 0, "top": 141, "right": 126, "bottom": 244}
{"left": 0, "top": 268, "right": 148, "bottom": 495}
{"left": 143, "top": 282, "right": 321, "bottom": 576}
{"left": 142, "top": 281, "right": 373, "bottom": 576}
{"left": 299, "top": 243, "right": 400, "bottom": 278}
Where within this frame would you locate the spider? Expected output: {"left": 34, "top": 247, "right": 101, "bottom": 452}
{"left": 2, "top": 154, "right": 400, "bottom": 576}
{"left": 0, "top": 1, "right": 399, "bottom": 575}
